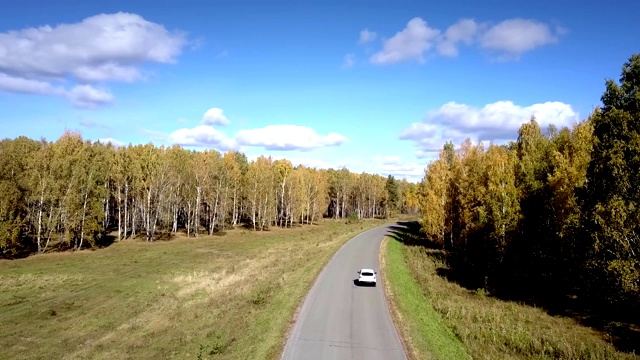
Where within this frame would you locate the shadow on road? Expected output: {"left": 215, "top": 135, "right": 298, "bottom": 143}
{"left": 353, "top": 279, "right": 376, "bottom": 287}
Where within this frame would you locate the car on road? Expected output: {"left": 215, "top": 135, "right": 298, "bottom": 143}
{"left": 357, "top": 268, "right": 377, "bottom": 286}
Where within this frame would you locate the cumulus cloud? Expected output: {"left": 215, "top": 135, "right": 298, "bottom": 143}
{"left": 0, "top": 73, "right": 57, "bottom": 94}
{"left": 358, "top": 29, "right": 377, "bottom": 44}
{"left": 0, "top": 12, "right": 186, "bottom": 107}
{"left": 202, "top": 108, "right": 230, "bottom": 126}
{"left": 401, "top": 100, "right": 579, "bottom": 158}
{"left": 0, "top": 73, "right": 113, "bottom": 108}
{"left": 168, "top": 110, "right": 348, "bottom": 152}
{"left": 66, "top": 85, "right": 114, "bottom": 108}
{"left": 168, "top": 125, "right": 237, "bottom": 151}
{"left": 480, "top": 19, "right": 562, "bottom": 58}
{"left": 437, "top": 19, "right": 481, "bottom": 57}
{"left": 370, "top": 17, "right": 440, "bottom": 65}
{"left": 235, "top": 125, "right": 347, "bottom": 151}
{"left": 367, "top": 17, "right": 564, "bottom": 64}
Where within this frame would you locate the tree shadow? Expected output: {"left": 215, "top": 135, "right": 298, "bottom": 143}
{"left": 386, "top": 221, "right": 438, "bottom": 248}
{"left": 95, "top": 234, "right": 117, "bottom": 248}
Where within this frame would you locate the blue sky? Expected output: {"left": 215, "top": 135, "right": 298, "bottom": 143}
{"left": 1, "top": 0, "right": 639, "bottom": 182}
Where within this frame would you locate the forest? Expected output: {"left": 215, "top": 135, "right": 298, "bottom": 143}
{"left": 0, "top": 132, "right": 419, "bottom": 257}
{"left": 418, "top": 53, "right": 640, "bottom": 321}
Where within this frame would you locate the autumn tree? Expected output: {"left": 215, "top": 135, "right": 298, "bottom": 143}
{"left": 420, "top": 155, "right": 450, "bottom": 248}
{"left": 0, "top": 137, "right": 40, "bottom": 254}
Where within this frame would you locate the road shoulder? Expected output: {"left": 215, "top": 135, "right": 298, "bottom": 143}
{"left": 381, "top": 237, "right": 470, "bottom": 360}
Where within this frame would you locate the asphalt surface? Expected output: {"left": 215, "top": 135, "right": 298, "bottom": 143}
{"left": 281, "top": 224, "right": 407, "bottom": 360}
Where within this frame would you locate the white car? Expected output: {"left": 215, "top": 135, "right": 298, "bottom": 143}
{"left": 357, "top": 268, "right": 377, "bottom": 286}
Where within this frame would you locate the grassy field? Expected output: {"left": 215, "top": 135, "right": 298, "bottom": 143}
{"left": 0, "top": 219, "right": 389, "bottom": 360}
{"left": 384, "top": 223, "right": 639, "bottom": 360}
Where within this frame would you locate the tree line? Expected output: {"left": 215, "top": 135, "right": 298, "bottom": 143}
{"left": 417, "top": 53, "right": 640, "bottom": 314}
{"left": 0, "top": 134, "right": 419, "bottom": 257}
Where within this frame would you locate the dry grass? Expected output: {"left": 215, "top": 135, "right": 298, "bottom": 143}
{"left": 0, "top": 219, "right": 389, "bottom": 360}
{"left": 400, "top": 244, "right": 640, "bottom": 360}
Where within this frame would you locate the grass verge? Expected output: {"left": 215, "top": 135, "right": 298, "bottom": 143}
{"left": 0, "top": 219, "right": 389, "bottom": 360}
{"left": 382, "top": 237, "right": 470, "bottom": 360}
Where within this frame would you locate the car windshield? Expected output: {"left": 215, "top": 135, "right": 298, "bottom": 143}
{"left": 361, "top": 272, "right": 373, "bottom": 276}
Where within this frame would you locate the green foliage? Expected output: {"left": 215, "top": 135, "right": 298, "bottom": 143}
{"left": 583, "top": 52, "right": 640, "bottom": 305}
{"left": 346, "top": 212, "right": 360, "bottom": 224}
{"left": 385, "top": 175, "right": 400, "bottom": 216}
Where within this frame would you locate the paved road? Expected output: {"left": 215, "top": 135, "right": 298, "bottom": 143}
{"left": 281, "top": 225, "right": 407, "bottom": 360}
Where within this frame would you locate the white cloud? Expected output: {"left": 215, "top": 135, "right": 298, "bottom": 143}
{"left": 401, "top": 100, "right": 579, "bottom": 158}
{"left": 348, "top": 155, "right": 424, "bottom": 182}
{"left": 370, "top": 17, "right": 440, "bottom": 65}
{"left": 142, "top": 129, "right": 169, "bottom": 142}
{"left": 367, "top": 17, "right": 564, "bottom": 64}
{"left": 169, "top": 107, "right": 347, "bottom": 151}
{"left": 437, "top": 19, "right": 480, "bottom": 57}
{"left": 72, "top": 64, "right": 141, "bottom": 83}
{"left": 168, "top": 125, "right": 237, "bottom": 151}
{"left": 235, "top": 125, "right": 347, "bottom": 151}
{"left": 342, "top": 53, "right": 355, "bottom": 68}
{"left": 167, "top": 120, "right": 347, "bottom": 152}
{"left": 0, "top": 12, "right": 186, "bottom": 107}
{"left": 98, "top": 137, "right": 125, "bottom": 147}
{"left": 202, "top": 108, "right": 230, "bottom": 126}
{"left": 377, "top": 161, "right": 424, "bottom": 182}
{"left": 0, "top": 73, "right": 113, "bottom": 108}
{"left": 480, "top": 19, "right": 562, "bottom": 58}
{"left": 66, "top": 85, "right": 114, "bottom": 109}
{"left": 0, "top": 73, "right": 57, "bottom": 94}
{"left": 358, "top": 29, "right": 377, "bottom": 44}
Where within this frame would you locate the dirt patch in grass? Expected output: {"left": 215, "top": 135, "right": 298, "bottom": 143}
{"left": 0, "top": 219, "right": 390, "bottom": 360}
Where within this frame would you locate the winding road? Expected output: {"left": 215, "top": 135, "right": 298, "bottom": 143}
{"left": 281, "top": 225, "right": 408, "bottom": 360}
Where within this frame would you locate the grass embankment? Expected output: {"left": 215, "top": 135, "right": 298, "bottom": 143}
{"left": 384, "top": 222, "right": 639, "bottom": 360}
{"left": 0, "top": 219, "right": 388, "bottom": 360}
{"left": 382, "top": 237, "right": 470, "bottom": 360}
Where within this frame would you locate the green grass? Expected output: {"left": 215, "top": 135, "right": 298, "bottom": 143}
{"left": 0, "top": 219, "right": 389, "bottom": 360}
{"left": 382, "top": 237, "right": 471, "bottom": 360}
{"left": 388, "top": 229, "right": 639, "bottom": 360}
